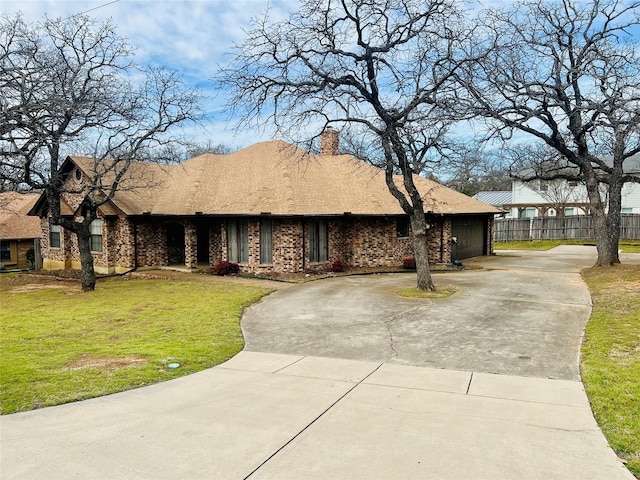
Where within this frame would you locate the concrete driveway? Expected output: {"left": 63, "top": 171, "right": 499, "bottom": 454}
{"left": 1, "top": 246, "right": 636, "bottom": 479}
{"left": 243, "top": 245, "right": 594, "bottom": 380}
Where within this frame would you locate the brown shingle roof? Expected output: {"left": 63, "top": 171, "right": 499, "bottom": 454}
{"left": 72, "top": 140, "right": 499, "bottom": 217}
{"left": 0, "top": 192, "right": 42, "bottom": 240}
{"left": 109, "top": 141, "right": 498, "bottom": 215}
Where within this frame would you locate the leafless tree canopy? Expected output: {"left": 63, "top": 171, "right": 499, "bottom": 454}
{"left": 0, "top": 13, "right": 202, "bottom": 290}
{"left": 457, "top": 0, "right": 640, "bottom": 266}
{"left": 443, "top": 148, "right": 511, "bottom": 196}
{"left": 217, "top": 0, "right": 480, "bottom": 290}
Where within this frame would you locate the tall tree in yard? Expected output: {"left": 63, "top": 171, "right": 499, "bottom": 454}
{"left": 217, "top": 0, "right": 476, "bottom": 291}
{"left": 458, "top": 0, "right": 640, "bottom": 266}
{"left": 0, "top": 14, "right": 201, "bottom": 290}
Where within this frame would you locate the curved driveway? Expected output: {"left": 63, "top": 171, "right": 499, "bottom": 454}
{"left": 243, "top": 245, "right": 594, "bottom": 380}
{"left": 3, "top": 246, "right": 636, "bottom": 480}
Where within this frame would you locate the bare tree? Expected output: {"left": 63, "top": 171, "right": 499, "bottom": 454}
{"left": 458, "top": 0, "right": 640, "bottom": 266}
{"left": 443, "top": 147, "right": 511, "bottom": 196}
{"left": 216, "top": 0, "right": 477, "bottom": 291}
{"left": 152, "top": 141, "right": 234, "bottom": 163}
{"left": 0, "top": 13, "right": 202, "bottom": 290}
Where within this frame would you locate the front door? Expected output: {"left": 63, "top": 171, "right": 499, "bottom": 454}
{"left": 166, "top": 223, "right": 185, "bottom": 265}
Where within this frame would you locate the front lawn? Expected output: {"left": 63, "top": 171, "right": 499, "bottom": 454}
{"left": 581, "top": 264, "right": 640, "bottom": 478}
{"left": 0, "top": 274, "right": 271, "bottom": 414}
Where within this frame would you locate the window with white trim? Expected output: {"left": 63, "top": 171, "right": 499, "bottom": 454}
{"left": 50, "top": 224, "right": 62, "bottom": 248}
{"left": 90, "top": 219, "right": 103, "bottom": 252}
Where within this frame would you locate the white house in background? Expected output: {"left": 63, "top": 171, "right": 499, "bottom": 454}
{"left": 476, "top": 154, "right": 640, "bottom": 218}
{"left": 508, "top": 179, "right": 591, "bottom": 218}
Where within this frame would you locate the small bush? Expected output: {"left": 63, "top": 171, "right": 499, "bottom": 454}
{"left": 403, "top": 257, "right": 416, "bottom": 270}
{"left": 331, "top": 259, "right": 345, "bottom": 272}
{"left": 212, "top": 261, "right": 239, "bottom": 276}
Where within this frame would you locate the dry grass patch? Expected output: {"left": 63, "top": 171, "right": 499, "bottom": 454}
{"left": 396, "top": 285, "right": 458, "bottom": 299}
{"left": 67, "top": 354, "right": 149, "bottom": 371}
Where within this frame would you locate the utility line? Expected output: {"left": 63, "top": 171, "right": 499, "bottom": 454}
{"left": 64, "top": 0, "right": 120, "bottom": 20}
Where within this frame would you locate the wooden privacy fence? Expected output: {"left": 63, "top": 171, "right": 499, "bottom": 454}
{"left": 494, "top": 214, "right": 640, "bottom": 242}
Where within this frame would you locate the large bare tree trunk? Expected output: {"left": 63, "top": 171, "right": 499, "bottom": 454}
{"left": 411, "top": 212, "right": 436, "bottom": 291}
{"left": 590, "top": 206, "right": 620, "bottom": 266}
{"left": 585, "top": 172, "right": 621, "bottom": 267}
{"left": 76, "top": 228, "right": 97, "bottom": 291}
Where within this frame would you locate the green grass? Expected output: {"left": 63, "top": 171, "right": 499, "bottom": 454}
{"left": 494, "top": 239, "right": 640, "bottom": 252}
{"left": 620, "top": 243, "right": 640, "bottom": 254}
{"left": 396, "top": 285, "right": 457, "bottom": 299}
{"left": 0, "top": 275, "right": 271, "bottom": 414}
{"left": 494, "top": 239, "right": 587, "bottom": 250}
{"left": 581, "top": 264, "right": 640, "bottom": 478}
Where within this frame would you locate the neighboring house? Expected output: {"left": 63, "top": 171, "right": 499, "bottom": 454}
{"left": 30, "top": 130, "right": 499, "bottom": 275}
{"left": 486, "top": 154, "right": 640, "bottom": 218}
{"left": 507, "top": 179, "right": 591, "bottom": 218}
{"left": 0, "top": 192, "right": 42, "bottom": 270}
{"left": 472, "top": 191, "right": 513, "bottom": 217}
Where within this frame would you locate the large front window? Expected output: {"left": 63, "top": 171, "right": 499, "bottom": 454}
{"left": 227, "top": 219, "right": 248, "bottom": 263}
{"left": 309, "top": 220, "right": 328, "bottom": 262}
{"left": 90, "top": 219, "right": 103, "bottom": 252}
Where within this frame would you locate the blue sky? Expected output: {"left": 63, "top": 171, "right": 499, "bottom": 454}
{"left": 3, "top": 0, "right": 638, "bottom": 154}
{"left": 1, "top": 0, "right": 298, "bottom": 148}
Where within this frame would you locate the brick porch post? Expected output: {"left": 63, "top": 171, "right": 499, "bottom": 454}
{"left": 184, "top": 221, "right": 198, "bottom": 269}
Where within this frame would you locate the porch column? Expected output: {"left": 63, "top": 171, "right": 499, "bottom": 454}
{"left": 184, "top": 221, "right": 198, "bottom": 269}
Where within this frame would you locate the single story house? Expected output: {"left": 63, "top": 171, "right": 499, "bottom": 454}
{"left": 0, "top": 192, "right": 42, "bottom": 270}
{"left": 30, "top": 130, "right": 499, "bottom": 274}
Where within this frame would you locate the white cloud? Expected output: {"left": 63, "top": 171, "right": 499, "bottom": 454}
{"left": 2, "top": 0, "right": 296, "bottom": 148}
{"left": 5, "top": 1, "right": 637, "bottom": 153}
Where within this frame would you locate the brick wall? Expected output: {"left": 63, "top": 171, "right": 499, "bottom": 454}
{"left": 40, "top": 210, "right": 483, "bottom": 274}
{"left": 135, "top": 222, "right": 167, "bottom": 267}
{"left": 108, "top": 217, "right": 136, "bottom": 269}
{"left": 324, "top": 217, "right": 414, "bottom": 269}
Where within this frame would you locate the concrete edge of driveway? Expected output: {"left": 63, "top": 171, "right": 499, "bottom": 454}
{"left": 218, "top": 351, "right": 634, "bottom": 479}
{"left": 220, "top": 351, "right": 592, "bottom": 407}
{"left": 1, "top": 353, "right": 634, "bottom": 479}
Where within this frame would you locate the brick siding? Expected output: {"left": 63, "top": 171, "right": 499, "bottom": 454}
{"left": 41, "top": 211, "right": 480, "bottom": 274}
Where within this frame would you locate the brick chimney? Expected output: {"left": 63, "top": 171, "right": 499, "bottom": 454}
{"left": 320, "top": 127, "right": 339, "bottom": 156}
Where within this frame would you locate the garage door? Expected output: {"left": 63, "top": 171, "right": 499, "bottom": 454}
{"left": 451, "top": 216, "right": 486, "bottom": 260}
